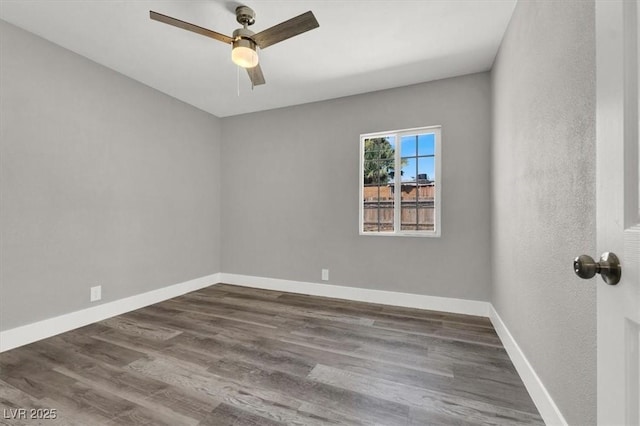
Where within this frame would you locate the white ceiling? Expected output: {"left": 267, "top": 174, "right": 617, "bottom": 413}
{"left": 0, "top": 0, "right": 516, "bottom": 117}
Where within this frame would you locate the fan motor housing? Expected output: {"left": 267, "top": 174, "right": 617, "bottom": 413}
{"left": 232, "top": 27, "right": 255, "bottom": 40}
{"left": 232, "top": 27, "right": 256, "bottom": 48}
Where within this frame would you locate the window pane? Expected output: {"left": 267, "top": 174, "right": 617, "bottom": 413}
{"left": 363, "top": 150, "right": 394, "bottom": 232}
{"left": 364, "top": 137, "right": 395, "bottom": 160}
{"left": 401, "top": 158, "right": 417, "bottom": 183}
{"left": 379, "top": 206, "right": 394, "bottom": 232}
{"left": 417, "top": 183, "right": 435, "bottom": 203}
{"left": 363, "top": 160, "right": 374, "bottom": 185}
{"left": 401, "top": 135, "right": 417, "bottom": 158}
{"left": 417, "top": 157, "right": 435, "bottom": 184}
{"left": 401, "top": 206, "right": 417, "bottom": 231}
{"left": 364, "top": 160, "right": 394, "bottom": 185}
{"left": 418, "top": 133, "right": 435, "bottom": 156}
{"left": 418, "top": 207, "right": 434, "bottom": 231}
{"left": 363, "top": 206, "right": 379, "bottom": 232}
{"left": 388, "top": 136, "right": 396, "bottom": 151}
{"left": 417, "top": 157, "right": 435, "bottom": 210}
{"left": 400, "top": 185, "right": 417, "bottom": 204}
{"left": 363, "top": 181, "right": 381, "bottom": 201}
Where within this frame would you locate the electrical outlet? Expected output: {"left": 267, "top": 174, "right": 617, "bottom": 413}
{"left": 90, "top": 285, "right": 102, "bottom": 302}
{"left": 321, "top": 269, "right": 329, "bottom": 281}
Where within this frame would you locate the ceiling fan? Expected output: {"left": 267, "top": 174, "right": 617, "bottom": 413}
{"left": 150, "top": 6, "right": 319, "bottom": 87}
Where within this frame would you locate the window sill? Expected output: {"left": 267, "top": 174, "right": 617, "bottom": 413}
{"left": 359, "top": 231, "right": 441, "bottom": 238}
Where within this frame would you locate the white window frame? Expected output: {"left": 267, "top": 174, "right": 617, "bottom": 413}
{"left": 359, "top": 125, "right": 442, "bottom": 237}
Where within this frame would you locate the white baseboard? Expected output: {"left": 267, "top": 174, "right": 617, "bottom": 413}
{"left": 220, "top": 273, "right": 490, "bottom": 317}
{"left": 0, "top": 273, "right": 221, "bottom": 352}
{"left": 489, "top": 306, "right": 567, "bottom": 426}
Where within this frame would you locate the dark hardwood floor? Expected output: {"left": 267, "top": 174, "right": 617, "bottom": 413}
{"left": 0, "top": 284, "right": 544, "bottom": 425}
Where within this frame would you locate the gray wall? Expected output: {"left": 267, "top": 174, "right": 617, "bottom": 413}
{"left": 221, "top": 73, "right": 492, "bottom": 301}
{"left": 491, "top": 1, "right": 596, "bottom": 424}
{"left": 0, "top": 20, "right": 222, "bottom": 330}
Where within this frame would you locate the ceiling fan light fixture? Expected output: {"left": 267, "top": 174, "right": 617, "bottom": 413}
{"left": 232, "top": 39, "right": 258, "bottom": 68}
{"left": 150, "top": 7, "right": 319, "bottom": 86}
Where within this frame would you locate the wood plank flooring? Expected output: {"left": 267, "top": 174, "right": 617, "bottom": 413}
{"left": 0, "top": 284, "right": 544, "bottom": 425}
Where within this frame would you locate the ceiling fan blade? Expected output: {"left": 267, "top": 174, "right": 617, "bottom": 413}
{"left": 150, "top": 11, "right": 233, "bottom": 44}
{"left": 252, "top": 11, "right": 319, "bottom": 49}
{"left": 246, "top": 64, "right": 266, "bottom": 86}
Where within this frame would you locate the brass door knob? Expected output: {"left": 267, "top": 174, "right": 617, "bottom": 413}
{"left": 573, "top": 252, "right": 621, "bottom": 285}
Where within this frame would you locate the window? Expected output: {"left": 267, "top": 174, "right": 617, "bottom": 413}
{"left": 359, "top": 126, "right": 441, "bottom": 237}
